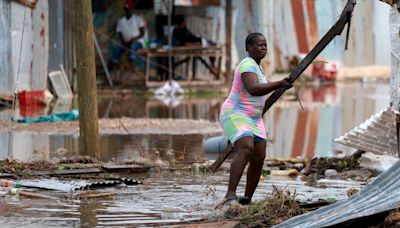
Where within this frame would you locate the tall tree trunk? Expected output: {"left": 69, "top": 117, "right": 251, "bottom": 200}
{"left": 72, "top": 0, "right": 100, "bottom": 158}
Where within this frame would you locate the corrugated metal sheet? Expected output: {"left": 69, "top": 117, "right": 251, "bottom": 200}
{"left": 274, "top": 159, "right": 400, "bottom": 227}
{"left": 48, "top": 0, "right": 64, "bottom": 73}
{"left": 0, "top": 0, "right": 392, "bottom": 95}
{"left": 62, "top": 0, "right": 76, "bottom": 92}
{"left": 10, "top": 2, "right": 33, "bottom": 92}
{"left": 0, "top": 0, "right": 50, "bottom": 96}
{"left": 390, "top": 4, "right": 400, "bottom": 113}
{"left": 31, "top": 0, "right": 48, "bottom": 90}
{"left": 0, "top": 0, "right": 13, "bottom": 96}
{"left": 335, "top": 107, "right": 397, "bottom": 155}
{"left": 291, "top": 0, "right": 309, "bottom": 53}
{"left": 18, "top": 178, "right": 141, "bottom": 192}
{"left": 229, "top": 0, "right": 391, "bottom": 72}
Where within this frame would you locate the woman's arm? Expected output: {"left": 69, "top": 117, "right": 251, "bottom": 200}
{"left": 241, "top": 72, "right": 292, "bottom": 96}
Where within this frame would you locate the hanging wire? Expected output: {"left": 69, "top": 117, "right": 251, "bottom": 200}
{"left": 11, "top": 0, "right": 29, "bottom": 120}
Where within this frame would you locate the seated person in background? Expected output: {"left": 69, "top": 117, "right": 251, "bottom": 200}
{"left": 172, "top": 15, "right": 216, "bottom": 68}
{"left": 111, "top": 0, "right": 145, "bottom": 72}
{"left": 172, "top": 15, "right": 204, "bottom": 47}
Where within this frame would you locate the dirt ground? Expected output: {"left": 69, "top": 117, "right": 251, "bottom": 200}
{"left": 0, "top": 118, "right": 222, "bottom": 135}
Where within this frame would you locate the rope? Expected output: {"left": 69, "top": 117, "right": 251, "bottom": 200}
{"left": 11, "top": 0, "right": 29, "bottom": 119}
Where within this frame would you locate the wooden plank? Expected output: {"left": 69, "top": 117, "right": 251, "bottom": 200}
{"left": 28, "top": 168, "right": 103, "bottom": 176}
{"left": 0, "top": 173, "right": 16, "bottom": 178}
{"left": 18, "top": 191, "right": 54, "bottom": 199}
{"left": 102, "top": 164, "right": 151, "bottom": 173}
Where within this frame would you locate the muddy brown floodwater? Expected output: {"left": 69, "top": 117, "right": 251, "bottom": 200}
{"left": 0, "top": 81, "right": 390, "bottom": 227}
{"left": 0, "top": 171, "right": 364, "bottom": 227}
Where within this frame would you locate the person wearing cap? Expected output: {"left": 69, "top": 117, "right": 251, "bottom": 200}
{"left": 111, "top": 0, "right": 145, "bottom": 73}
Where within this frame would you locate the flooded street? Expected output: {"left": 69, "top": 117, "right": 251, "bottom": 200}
{"left": 0, "top": 81, "right": 389, "bottom": 227}
{"left": 0, "top": 81, "right": 390, "bottom": 162}
{"left": 0, "top": 171, "right": 364, "bottom": 227}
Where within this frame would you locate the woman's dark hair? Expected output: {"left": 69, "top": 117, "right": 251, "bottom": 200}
{"left": 245, "top": 32, "right": 265, "bottom": 51}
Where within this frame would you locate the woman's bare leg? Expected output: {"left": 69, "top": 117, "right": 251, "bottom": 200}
{"left": 224, "top": 136, "right": 254, "bottom": 199}
{"left": 244, "top": 140, "right": 266, "bottom": 200}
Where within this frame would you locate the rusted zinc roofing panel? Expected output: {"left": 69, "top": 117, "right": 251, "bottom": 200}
{"left": 274, "top": 159, "right": 400, "bottom": 227}
{"left": 335, "top": 108, "right": 397, "bottom": 155}
{"left": 291, "top": 0, "right": 309, "bottom": 53}
{"left": 8, "top": 0, "right": 48, "bottom": 93}
{"left": 31, "top": 0, "right": 48, "bottom": 91}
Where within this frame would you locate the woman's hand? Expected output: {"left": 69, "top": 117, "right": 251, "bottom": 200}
{"left": 280, "top": 77, "right": 293, "bottom": 89}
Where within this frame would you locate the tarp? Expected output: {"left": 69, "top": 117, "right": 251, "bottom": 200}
{"left": 16, "top": 109, "right": 78, "bottom": 123}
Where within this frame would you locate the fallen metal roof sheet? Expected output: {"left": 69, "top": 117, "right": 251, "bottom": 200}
{"left": 19, "top": 178, "right": 141, "bottom": 192}
{"left": 274, "top": 160, "right": 400, "bottom": 227}
{"left": 334, "top": 107, "right": 397, "bottom": 155}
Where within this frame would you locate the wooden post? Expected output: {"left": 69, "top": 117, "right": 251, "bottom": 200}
{"left": 72, "top": 0, "right": 100, "bottom": 158}
{"left": 225, "top": 0, "right": 232, "bottom": 86}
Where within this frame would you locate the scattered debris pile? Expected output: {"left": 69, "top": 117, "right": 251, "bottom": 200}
{"left": 0, "top": 159, "right": 52, "bottom": 175}
{"left": 302, "top": 150, "right": 364, "bottom": 176}
{"left": 0, "top": 156, "right": 152, "bottom": 179}
{"left": 274, "top": 160, "right": 400, "bottom": 227}
{"left": 231, "top": 186, "right": 309, "bottom": 227}
{"left": 259, "top": 150, "right": 378, "bottom": 183}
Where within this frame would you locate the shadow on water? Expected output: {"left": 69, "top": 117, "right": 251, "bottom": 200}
{"left": 0, "top": 81, "right": 390, "bottom": 227}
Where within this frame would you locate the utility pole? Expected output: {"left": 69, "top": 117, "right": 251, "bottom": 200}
{"left": 72, "top": 0, "right": 100, "bottom": 158}
{"left": 225, "top": 0, "right": 232, "bottom": 86}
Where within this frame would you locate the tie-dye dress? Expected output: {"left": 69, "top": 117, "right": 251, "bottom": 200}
{"left": 220, "top": 57, "right": 267, "bottom": 144}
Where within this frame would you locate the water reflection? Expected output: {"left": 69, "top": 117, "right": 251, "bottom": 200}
{"left": 0, "top": 82, "right": 389, "bottom": 227}
{"left": 98, "top": 96, "right": 223, "bottom": 121}
{"left": 0, "top": 133, "right": 211, "bottom": 163}
{"left": 265, "top": 82, "right": 389, "bottom": 158}
{"left": 0, "top": 171, "right": 364, "bottom": 227}
{"left": 0, "top": 81, "right": 391, "bottom": 161}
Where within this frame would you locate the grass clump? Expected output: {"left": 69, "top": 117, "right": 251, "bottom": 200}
{"left": 235, "top": 186, "right": 306, "bottom": 227}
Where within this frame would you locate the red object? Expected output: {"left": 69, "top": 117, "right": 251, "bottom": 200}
{"left": 124, "top": 0, "right": 136, "bottom": 9}
{"left": 19, "top": 90, "right": 45, "bottom": 106}
{"left": 18, "top": 90, "right": 46, "bottom": 117}
{"left": 312, "top": 62, "right": 338, "bottom": 81}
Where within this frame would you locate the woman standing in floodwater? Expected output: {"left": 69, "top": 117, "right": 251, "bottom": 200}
{"left": 219, "top": 32, "right": 292, "bottom": 206}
